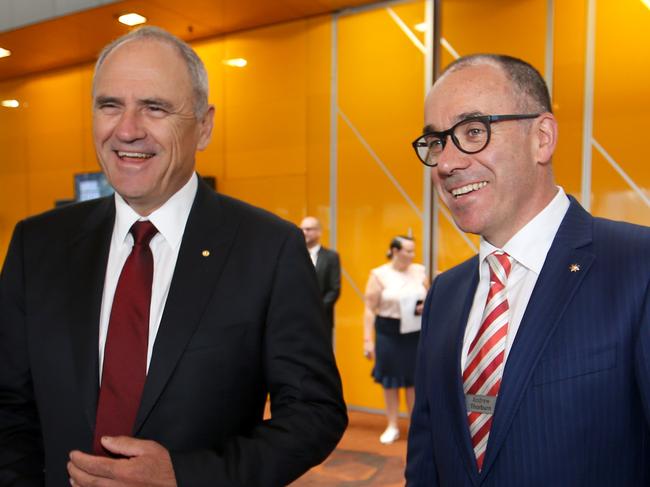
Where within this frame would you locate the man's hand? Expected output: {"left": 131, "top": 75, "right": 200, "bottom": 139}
{"left": 68, "top": 436, "right": 177, "bottom": 487}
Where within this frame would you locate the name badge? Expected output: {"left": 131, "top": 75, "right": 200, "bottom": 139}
{"left": 466, "top": 394, "right": 497, "bottom": 414}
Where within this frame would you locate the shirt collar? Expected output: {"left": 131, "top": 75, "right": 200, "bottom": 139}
{"left": 113, "top": 173, "right": 198, "bottom": 250}
{"left": 309, "top": 244, "right": 321, "bottom": 256}
{"left": 479, "top": 186, "right": 570, "bottom": 275}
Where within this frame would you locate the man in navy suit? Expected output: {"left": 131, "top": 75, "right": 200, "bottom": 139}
{"left": 0, "top": 27, "right": 346, "bottom": 487}
{"left": 406, "top": 54, "right": 650, "bottom": 486}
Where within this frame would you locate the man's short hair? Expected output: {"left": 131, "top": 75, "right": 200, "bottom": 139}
{"left": 441, "top": 54, "right": 552, "bottom": 113}
{"left": 93, "top": 26, "right": 209, "bottom": 118}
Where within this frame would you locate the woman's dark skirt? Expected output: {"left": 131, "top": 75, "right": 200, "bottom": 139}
{"left": 372, "top": 316, "right": 420, "bottom": 389}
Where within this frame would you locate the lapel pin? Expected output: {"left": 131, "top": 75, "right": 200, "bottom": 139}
{"left": 202, "top": 250, "right": 210, "bottom": 257}
{"left": 569, "top": 263, "right": 580, "bottom": 273}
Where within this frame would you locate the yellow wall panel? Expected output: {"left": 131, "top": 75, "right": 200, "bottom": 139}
{"left": 336, "top": 1, "right": 426, "bottom": 411}
{"left": 194, "top": 39, "right": 226, "bottom": 187}
{"left": 222, "top": 21, "right": 308, "bottom": 179}
{"left": 0, "top": 64, "right": 97, "bottom": 261}
{"left": 305, "top": 17, "right": 333, "bottom": 245}
{"left": 0, "top": 111, "right": 28, "bottom": 175}
{"left": 391, "top": 1, "right": 427, "bottom": 46}
{"left": 78, "top": 66, "right": 97, "bottom": 173}
{"left": 0, "top": 173, "right": 28, "bottom": 260}
{"left": 224, "top": 98, "right": 307, "bottom": 179}
{"left": 552, "top": 0, "right": 586, "bottom": 197}
{"left": 338, "top": 6, "right": 425, "bottom": 202}
{"left": 335, "top": 286, "right": 381, "bottom": 408}
{"left": 592, "top": 150, "right": 650, "bottom": 225}
{"left": 441, "top": 0, "right": 546, "bottom": 67}
{"left": 337, "top": 117, "right": 423, "bottom": 410}
{"left": 437, "top": 211, "right": 479, "bottom": 272}
{"left": 591, "top": 0, "right": 650, "bottom": 224}
{"left": 221, "top": 174, "right": 307, "bottom": 223}
{"left": 27, "top": 169, "right": 79, "bottom": 214}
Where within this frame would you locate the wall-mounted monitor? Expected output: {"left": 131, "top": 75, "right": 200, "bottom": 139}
{"left": 74, "top": 172, "right": 114, "bottom": 201}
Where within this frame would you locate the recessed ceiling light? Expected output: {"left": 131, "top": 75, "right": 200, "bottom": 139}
{"left": 223, "top": 58, "right": 248, "bottom": 68}
{"left": 1, "top": 100, "right": 20, "bottom": 108}
{"left": 118, "top": 13, "right": 147, "bottom": 26}
{"left": 414, "top": 22, "right": 427, "bottom": 33}
{"left": 0, "top": 47, "right": 11, "bottom": 58}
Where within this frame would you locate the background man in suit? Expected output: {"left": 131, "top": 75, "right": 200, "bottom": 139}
{"left": 0, "top": 26, "right": 347, "bottom": 487}
{"left": 406, "top": 54, "right": 650, "bottom": 486}
{"left": 299, "top": 216, "right": 341, "bottom": 342}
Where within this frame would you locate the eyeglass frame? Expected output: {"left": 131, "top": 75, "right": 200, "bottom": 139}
{"left": 411, "top": 113, "right": 541, "bottom": 167}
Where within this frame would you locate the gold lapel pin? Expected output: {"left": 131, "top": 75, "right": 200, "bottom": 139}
{"left": 202, "top": 250, "right": 210, "bottom": 257}
{"left": 569, "top": 263, "right": 580, "bottom": 273}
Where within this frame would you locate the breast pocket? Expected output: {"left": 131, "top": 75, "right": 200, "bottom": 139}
{"left": 533, "top": 344, "right": 617, "bottom": 386}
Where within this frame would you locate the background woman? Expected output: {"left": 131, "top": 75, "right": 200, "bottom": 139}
{"left": 363, "top": 235, "right": 428, "bottom": 444}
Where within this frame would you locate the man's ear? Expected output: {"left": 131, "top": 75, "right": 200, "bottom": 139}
{"left": 534, "top": 112, "right": 558, "bottom": 165}
{"left": 197, "top": 105, "right": 215, "bottom": 151}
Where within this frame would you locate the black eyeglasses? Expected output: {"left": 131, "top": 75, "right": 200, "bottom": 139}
{"left": 411, "top": 114, "right": 540, "bottom": 167}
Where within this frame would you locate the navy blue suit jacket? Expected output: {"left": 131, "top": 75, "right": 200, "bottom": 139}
{"left": 406, "top": 197, "right": 650, "bottom": 486}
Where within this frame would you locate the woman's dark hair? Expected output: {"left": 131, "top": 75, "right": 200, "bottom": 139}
{"left": 386, "top": 235, "right": 414, "bottom": 259}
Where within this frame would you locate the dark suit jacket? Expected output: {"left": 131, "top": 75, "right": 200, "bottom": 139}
{"left": 406, "top": 197, "right": 650, "bottom": 486}
{"left": 0, "top": 181, "right": 347, "bottom": 487}
{"left": 314, "top": 247, "right": 341, "bottom": 330}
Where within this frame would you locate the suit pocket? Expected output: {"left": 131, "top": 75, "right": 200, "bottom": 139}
{"left": 533, "top": 344, "right": 617, "bottom": 386}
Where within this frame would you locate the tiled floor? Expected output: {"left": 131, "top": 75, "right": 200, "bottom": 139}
{"left": 290, "top": 411, "right": 409, "bottom": 486}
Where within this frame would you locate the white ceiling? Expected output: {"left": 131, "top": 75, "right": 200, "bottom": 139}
{"left": 0, "top": 0, "right": 119, "bottom": 32}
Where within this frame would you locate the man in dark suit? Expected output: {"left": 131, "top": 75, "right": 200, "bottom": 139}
{"left": 299, "top": 216, "right": 341, "bottom": 341}
{"left": 0, "top": 27, "right": 347, "bottom": 487}
{"left": 406, "top": 54, "right": 650, "bottom": 486}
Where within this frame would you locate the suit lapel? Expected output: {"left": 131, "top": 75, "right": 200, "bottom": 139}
{"left": 66, "top": 198, "right": 115, "bottom": 431}
{"left": 480, "top": 198, "right": 595, "bottom": 477}
{"left": 134, "top": 184, "right": 240, "bottom": 433}
{"left": 315, "top": 248, "right": 324, "bottom": 274}
{"left": 436, "top": 260, "right": 483, "bottom": 484}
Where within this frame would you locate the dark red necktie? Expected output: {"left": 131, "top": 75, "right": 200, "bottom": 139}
{"left": 93, "top": 220, "right": 158, "bottom": 455}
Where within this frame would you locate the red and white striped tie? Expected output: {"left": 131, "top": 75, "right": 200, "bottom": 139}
{"left": 462, "top": 251, "right": 512, "bottom": 470}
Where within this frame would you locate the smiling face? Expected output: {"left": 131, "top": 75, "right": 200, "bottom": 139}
{"left": 424, "top": 62, "right": 557, "bottom": 247}
{"left": 93, "top": 39, "right": 214, "bottom": 216}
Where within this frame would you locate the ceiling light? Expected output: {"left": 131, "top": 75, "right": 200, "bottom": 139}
{"left": 223, "top": 58, "right": 248, "bottom": 68}
{"left": 2, "top": 100, "right": 20, "bottom": 108}
{"left": 118, "top": 13, "right": 147, "bottom": 26}
{"left": 642, "top": 0, "right": 650, "bottom": 9}
{"left": 0, "top": 48, "right": 11, "bottom": 58}
{"left": 414, "top": 22, "right": 427, "bottom": 33}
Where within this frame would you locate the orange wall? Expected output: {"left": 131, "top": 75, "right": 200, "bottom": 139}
{"left": 590, "top": 0, "right": 649, "bottom": 224}
{"left": 335, "top": 0, "right": 427, "bottom": 412}
{"left": 0, "top": 65, "right": 96, "bottom": 255}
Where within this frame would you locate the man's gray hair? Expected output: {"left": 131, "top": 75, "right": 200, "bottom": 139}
{"left": 93, "top": 26, "right": 209, "bottom": 118}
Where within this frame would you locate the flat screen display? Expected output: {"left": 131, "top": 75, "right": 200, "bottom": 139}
{"left": 74, "top": 172, "right": 114, "bottom": 201}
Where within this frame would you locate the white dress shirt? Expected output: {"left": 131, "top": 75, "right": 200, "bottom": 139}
{"left": 98, "top": 173, "right": 198, "bottom": 378}
{"left": 308, "top": 244, "right": 321, "bottom": 266}
{"left": 460, "top": 187, "right": 570, "bottom": 371}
